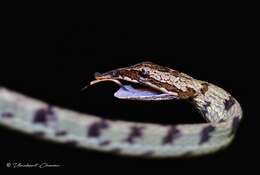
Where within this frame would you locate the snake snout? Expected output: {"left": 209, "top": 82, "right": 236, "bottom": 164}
{"left": 94, "top": 72, "right": 102, "bottom": 78}
{"left": 94, "top": 70, "right": 119, "bottom": 80}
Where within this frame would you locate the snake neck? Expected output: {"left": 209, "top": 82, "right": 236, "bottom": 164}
{"left": 191, "top": 81, "right": 241, "bottom": 123}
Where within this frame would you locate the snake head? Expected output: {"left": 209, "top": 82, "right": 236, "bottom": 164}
{"left": 94, "top": 62, "right": 171, "bottom": 83}
{"left": 93, "top": 63, "right": 144, "bottom": 84}
{"left": 89, "top": 62, "right": 197, "bottom": 100}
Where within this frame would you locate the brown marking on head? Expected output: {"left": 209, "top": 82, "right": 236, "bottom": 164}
{"left": 145, "top": 78, "right": 196, "bottom": 99}
{"left": 118, "top": 69, "right": 140, "bottom": 80}
{"left": 136, "top": 62, "right": 180, "bottom": 77}
{"left": 200, "top": 83, "right": 209, "bottom": 95}
{"left": 149, "top": 78, "right": 175, "bottom": 90}
{"left": 142, "top": 62, "right": 172, "bottom": 72}
{"left": 178, "top": 87, "right": 197, "bottom": 99}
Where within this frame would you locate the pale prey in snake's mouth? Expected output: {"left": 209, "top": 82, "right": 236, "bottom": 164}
{"left": 89, "top": 71, "right": 177, "bottom": 101}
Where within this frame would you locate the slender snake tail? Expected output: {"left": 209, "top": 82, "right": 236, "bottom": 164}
{"left": 0, "top": 62, "right": 242, "bottom": 158}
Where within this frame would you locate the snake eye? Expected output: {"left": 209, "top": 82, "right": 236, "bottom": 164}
{"left": 139, "top": 69, "right": 149, "bottom": 78}
{"left": 112, "top": 71, "right": 116, "bottom": 76}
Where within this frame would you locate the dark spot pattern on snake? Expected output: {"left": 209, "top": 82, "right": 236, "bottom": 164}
{"left": 162, "top": 126, "right": 181, "bottom": 145}
{"left": 33, "top": 106, "right": 56, "bottom": 125}
{"left": 124, "top": 126, "right": 145, "bottom": 144}
{"left": 1, "top": 112, "right": 14, "bottom": 118}
{"left": 224, "top": 96, "right": 236, "bottom": 111}
{"left": 199, "top": 125, "right": 216, "bottom": 144}
{"left": 230, "top": 116, "right": 240, "bottom": 136}
{"left": 87, "top": 120, "right": 109, "bottom": 138}
{"left": 201, "top": 101, "right": 211, "bottom": 116}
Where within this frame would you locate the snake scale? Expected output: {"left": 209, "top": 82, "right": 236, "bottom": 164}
{"left": 0, "top": 62, "right": 242, "bottom": 158}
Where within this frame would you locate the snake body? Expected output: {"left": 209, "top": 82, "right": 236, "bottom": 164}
{"left": 0, "top": 62, "right": 242, "bottom": 157}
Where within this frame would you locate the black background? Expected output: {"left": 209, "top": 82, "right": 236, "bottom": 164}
{"left": 0, "top": 5, "right": 258, "bottom": 171}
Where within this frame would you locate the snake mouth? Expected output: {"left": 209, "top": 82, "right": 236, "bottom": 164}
{"left": 88, "top": 76, "right": 177, "bottom": 101}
